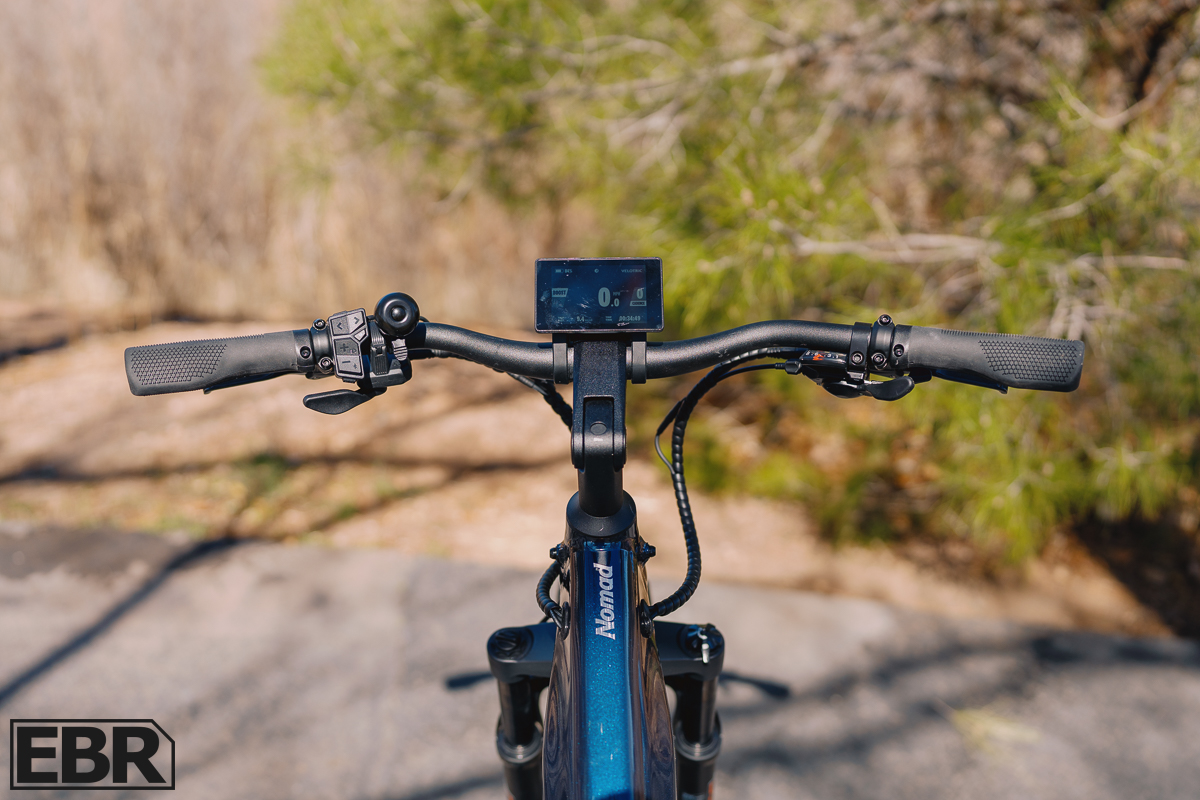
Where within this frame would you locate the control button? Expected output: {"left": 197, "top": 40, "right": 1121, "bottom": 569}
{"left": 335, "top": 339, "right": 359, "bottom": 356}
{"left": 328, "top": 308, "right": 367, "bottom": 337}
{"left": 336, "top": 355, "right": 363, "bottom": 376}
{"left": 351, "top": 327, "right": 368, "bottom": 343}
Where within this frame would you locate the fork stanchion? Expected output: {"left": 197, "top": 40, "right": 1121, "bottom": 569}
{"left": 671, "top": 675, "right": 721, "bottom": 800}
{"left": 495, "top": 675, "right": 544, "bottom": 800}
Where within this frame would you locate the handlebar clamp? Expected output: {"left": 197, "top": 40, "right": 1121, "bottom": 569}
{"left": 846, "top": 315, "right": 899, "bottom": 383}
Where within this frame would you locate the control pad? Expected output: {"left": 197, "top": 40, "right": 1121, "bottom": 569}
{"left": 327, "top": 308, "right": 367, "bottom": 381}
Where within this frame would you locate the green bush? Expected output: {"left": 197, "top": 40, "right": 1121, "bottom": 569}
{"left": 264, "top": 0, "right": 1200, "bottom": 560}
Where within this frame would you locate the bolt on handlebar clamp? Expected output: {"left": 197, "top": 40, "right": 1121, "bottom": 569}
{"left": 811, "top": 313, "right": 916, "bottom": 402}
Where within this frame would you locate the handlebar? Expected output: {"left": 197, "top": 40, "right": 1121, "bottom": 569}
{"left": 124, "top": 315, "right": 1084, "bottom": 397}
{"left": 411, "top": 324, "right": 554, "bottom": 378}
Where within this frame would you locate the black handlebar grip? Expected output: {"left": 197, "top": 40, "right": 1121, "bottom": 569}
{"left": 125, "top": 330, "right": 314, "bottom": 396}
{"left": 894, "top": 325, "right": 1084, "bottom": 392}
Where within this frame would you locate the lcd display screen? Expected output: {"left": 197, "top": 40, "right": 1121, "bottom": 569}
{"left": 535, "top": 258, "right": 664, "bottom": 333}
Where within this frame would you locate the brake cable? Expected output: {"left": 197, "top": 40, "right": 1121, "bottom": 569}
{"left": 413, "top": 348, "right": 575, "bottom": 427}
{"left": 507, "top": 373, "right": 573, "bottom": 428}
{"left": 645, "top": 347, "right": 804, "bottom": 623}
{"left": 653, "top": 361, "right": 786, "bottom": 476}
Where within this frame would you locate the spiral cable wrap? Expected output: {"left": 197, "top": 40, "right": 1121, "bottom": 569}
{"left": 647, "top": 408, "right": 702, "bottom": 618}
{"left": 646, "top": 348, "right": 801, "bottom": 620}
{"left": 537, "top": 558, "right": 567, "bottom": 630}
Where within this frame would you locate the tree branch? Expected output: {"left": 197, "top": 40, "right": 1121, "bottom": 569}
{"left": 1056, "top": 36, "right": 1200, "bottom": 131}
{"left": 769, "top": 219, "right": 1000, "bottom": 264}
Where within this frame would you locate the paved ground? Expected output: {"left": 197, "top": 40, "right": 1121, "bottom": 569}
{"left": 2, "top": 526, "right": 1199, "bottom": 799}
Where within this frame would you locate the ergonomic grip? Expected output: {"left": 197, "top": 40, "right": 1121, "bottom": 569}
{"left": 125, "top": 330, "right": 314, "bottom": 396}
{"left": 894, "top": 325, "right": 1084, "bottom": 392}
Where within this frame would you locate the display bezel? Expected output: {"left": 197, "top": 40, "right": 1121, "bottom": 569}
{"left": 535, "top": 258, "right": 664, "bottom": 334}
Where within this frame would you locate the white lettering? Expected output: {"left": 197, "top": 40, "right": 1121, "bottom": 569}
{"left": 593, "top": 560, "right": 617, "bottom": 639}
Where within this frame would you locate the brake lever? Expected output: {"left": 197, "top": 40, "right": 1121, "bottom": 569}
{"left": 786, "top": 351, "right": 916, "bottom": 401}
{"left": 303, "top": 381, "right": 386, "bottom": 415}
{"left": 818, "top": 375, "right": 916, "bottom": 401}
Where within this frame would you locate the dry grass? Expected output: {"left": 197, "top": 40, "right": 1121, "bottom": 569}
{"left": 0, "top": 0, "right": 577, "bottom": 327}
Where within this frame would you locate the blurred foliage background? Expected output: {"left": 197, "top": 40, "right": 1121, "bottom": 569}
{"left": 262, "top": 0, "right": 1200, "bottom": 565}
{"left": 3, "top": 0, "right": 1200, "bottom": 577}
{"left": 0, "top": 0, "right": 553, "bottom": 327}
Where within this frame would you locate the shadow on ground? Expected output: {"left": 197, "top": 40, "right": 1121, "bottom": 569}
{"left": 1075, "top": 515, "right": 1200, "bottom": 638}
{"left": 0, "top": 531, "right": 241, "bottom": 707}
{"left": 3, "top": 526, "right": 1200, "bottom": 799}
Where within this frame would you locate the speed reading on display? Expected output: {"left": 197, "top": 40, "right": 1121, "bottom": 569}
{"left": 553, "top": 272, "right": 642, "bottom": 312}
{"left": 535, "top": 258, "right": 664, "bottom": 333}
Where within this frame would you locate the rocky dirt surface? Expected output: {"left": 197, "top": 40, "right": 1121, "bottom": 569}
{"left": 0, "top": 321, "right": 1168, "bottom": 636}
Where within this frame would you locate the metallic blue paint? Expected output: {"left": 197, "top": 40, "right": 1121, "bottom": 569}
{"left": 542, "top": 527, "right": 675, "bottom": 799}
{"left": 580, "top": 542, "right": 635, "bottom": 797}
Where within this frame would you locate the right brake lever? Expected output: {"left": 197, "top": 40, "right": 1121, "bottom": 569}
{"left": 817, "top": 375, "right": 916, "bottom": 401}
{"left": 786, "top": 351, "right": 917, "bottom": 401}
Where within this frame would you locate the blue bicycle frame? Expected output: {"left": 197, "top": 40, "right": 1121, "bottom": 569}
{"left": 542, "top": 514, "right": 676, "bottom": 799}
{"left": 485, "top": 338, "right": 723, "bottom": 800}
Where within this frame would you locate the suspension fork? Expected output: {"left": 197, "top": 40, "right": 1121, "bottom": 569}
{"left": 487, "top": 619, "right": 725, "bottom": 800}
{"left": 662, "top": 623, "right": 725, "bottom": 800}
{"left": 489, "top": 335, "right": 725, "bottom": 799}
{"left": 487, "top": 625, "right": 556, "bottom": 800}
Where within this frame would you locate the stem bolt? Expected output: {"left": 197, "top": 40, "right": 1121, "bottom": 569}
{"left": 313, "top": 319, "right": 326, "bottom": 330}
{"left": 871, "top": 352, "right": 888, "bottom": 368}
{"left": 878, "top": 314, "right": 893, "bottom": 326}
{"left": 318, "top": 357, "right": 334, "bottom": 372}
{"left": 850, "top": 351, "right": 865, "bottom": 366}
